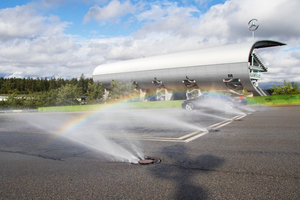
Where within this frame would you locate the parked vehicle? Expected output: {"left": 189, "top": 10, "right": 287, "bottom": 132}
{"left": 182, "top": 92, "right": 247, "bottom": 111}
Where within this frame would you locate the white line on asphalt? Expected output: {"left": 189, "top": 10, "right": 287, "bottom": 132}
{"left": 184, "top": 131, "right": 209, "bottom": 142}
{"left": 138, "top": 114, "right": 249, "bottom": 143}
{"left": 178, "top": 130, "right": 201, "bottom": 140}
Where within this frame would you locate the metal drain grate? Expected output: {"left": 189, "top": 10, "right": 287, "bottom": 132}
{"left": 135, "top": 156, "right": 162, "bottom": 165}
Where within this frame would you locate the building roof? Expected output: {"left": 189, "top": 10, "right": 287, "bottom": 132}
{"left": 93, "top": 40, "right": 285, "bottom": 75}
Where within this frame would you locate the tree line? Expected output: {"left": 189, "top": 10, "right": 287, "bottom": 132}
{"left": 0, "top": 74, "right": 137, "bottom": 109}
{"left": 0, "top": 75, "right": 299, "bottom": 110}
{"left": 0, "top": 75, "right": 93, "bottom": 95}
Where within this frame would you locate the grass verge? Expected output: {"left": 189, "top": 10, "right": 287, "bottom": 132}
{"left": 247, "top": 94, "right": 300, "bottom": 105}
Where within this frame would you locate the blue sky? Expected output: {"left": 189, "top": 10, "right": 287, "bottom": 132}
{"left": 0, "top": 0, "right": 299, "bottom": 88}
{"left": 1, "top": 0, "right": 225, "bottom": 38}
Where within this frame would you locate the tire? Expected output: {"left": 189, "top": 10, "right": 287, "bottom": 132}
{"left": 224, "top": 101, "right": 234, "bottom": 110}
{"left": 185, "top": 102, "right": 195, "bottom": 111}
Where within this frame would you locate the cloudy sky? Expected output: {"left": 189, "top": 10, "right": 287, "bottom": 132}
{"left": 0, "top": 0, "right": 299, "bottom": 88}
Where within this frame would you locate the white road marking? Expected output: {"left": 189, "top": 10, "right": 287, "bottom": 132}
{"left": 184, "top": 131, "right": 209, "bottom": 143}
{"left": 178, "top": 130, "right": 201, "bottom": 140}
{"left": 103, "top": 114, "right": 249, "bottom": 143}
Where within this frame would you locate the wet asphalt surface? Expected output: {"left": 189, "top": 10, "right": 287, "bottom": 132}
{"left": 0, "top": 106, "right": 299, "bottom": 199}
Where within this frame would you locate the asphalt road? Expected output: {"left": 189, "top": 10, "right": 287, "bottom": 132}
{"left": 0, "top": 106, "right": 299, "bottom": 199}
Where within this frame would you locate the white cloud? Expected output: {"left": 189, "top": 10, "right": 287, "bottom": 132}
{"left": 0, "top": 4, "right": 95, "bottom": 78}
{"left": 6, "top": 71, "right": 23, "bottom": 79}
{"left": 258, "top": 48, "right": 300, "bottom": 83}
{"left": 83, "top": 0, "right": 136, "bottom": 24}
{"left": 0, "top": 4, "right": 69, "bottom": 40}
{"left": 0, "top": 5, "right": 43, "bottom": 40}
{"left": 131, "top": 0, "right": 300, "bottom": 44}
{"left": 199, "top": 0, "right": 300, "bottom": 42}
{"left": 135, "top": 2, "right": 199, "bottom": 37}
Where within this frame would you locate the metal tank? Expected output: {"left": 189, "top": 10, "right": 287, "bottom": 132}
{"left": 93, "top": 40, "right": 285, "bottom": 99}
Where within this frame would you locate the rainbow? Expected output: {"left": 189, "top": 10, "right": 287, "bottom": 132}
{"left": 50, "top": 90, "right": 231, "bottom": 141}
{"left": 49, "top": 92, "right": 153, "bottom": 141}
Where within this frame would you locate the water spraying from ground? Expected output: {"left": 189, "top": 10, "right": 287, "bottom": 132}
{"left": 9, "top": 101, "right": 249, "bottom": 163}
{"left": 16, "top": 110, "right": 145, "bottom": 163}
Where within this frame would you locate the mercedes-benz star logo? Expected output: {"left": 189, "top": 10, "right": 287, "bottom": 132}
{"left": 248, "top": 19, "right": 259, "bottom": 31}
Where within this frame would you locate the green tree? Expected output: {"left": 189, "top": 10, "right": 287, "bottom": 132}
{"left": 0, "top": 98, "right": 8, "bottom": 109}
{"left": 46, "top": 89, "right": 58, "bottom": 106}
{"left": 21, "top": 78, "right": 28, "bottom": 94}
{"left": 56, "top": 78, "right": 65, "bottom": 88}
{"left": 56, "top": 84, "right": 79, "bottom": 106}
{"left": 0, "top": 77, "right": 4, "bottom": 94}
{"left": 270, "top": 80, "right": 300, "bottom": 95}
{"left": 0, "top": 79, "right": 8, "bottom": 94}
{"left": 23, "top": 93, "right": 38, "bottom": 109}
{"left": 49, "top": 78, "right": 57, "bottom": 90}
{"left": 108, "top": 80, "right": 137, "bottom": 101}
{"left": 26, "top": 77, "right": 33, "bottom": 93}
{"left": 77, "top": 74, "right": 86, "bottom": 96}
{"left": 69, "top": 78, "right": 78, "bottom": 87}
{"left": 6, "top": 94, "right": 23, "bottom": 108}
{"left": 87, "top": 81, "right": 104, "bottom": 102}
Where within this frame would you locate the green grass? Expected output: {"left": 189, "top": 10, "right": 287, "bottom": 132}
{"left": 247, "top": 94, "right": 300, "bottom": 105}
{"left": 38, "top": 100, "right": 184, "bottom": 112}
